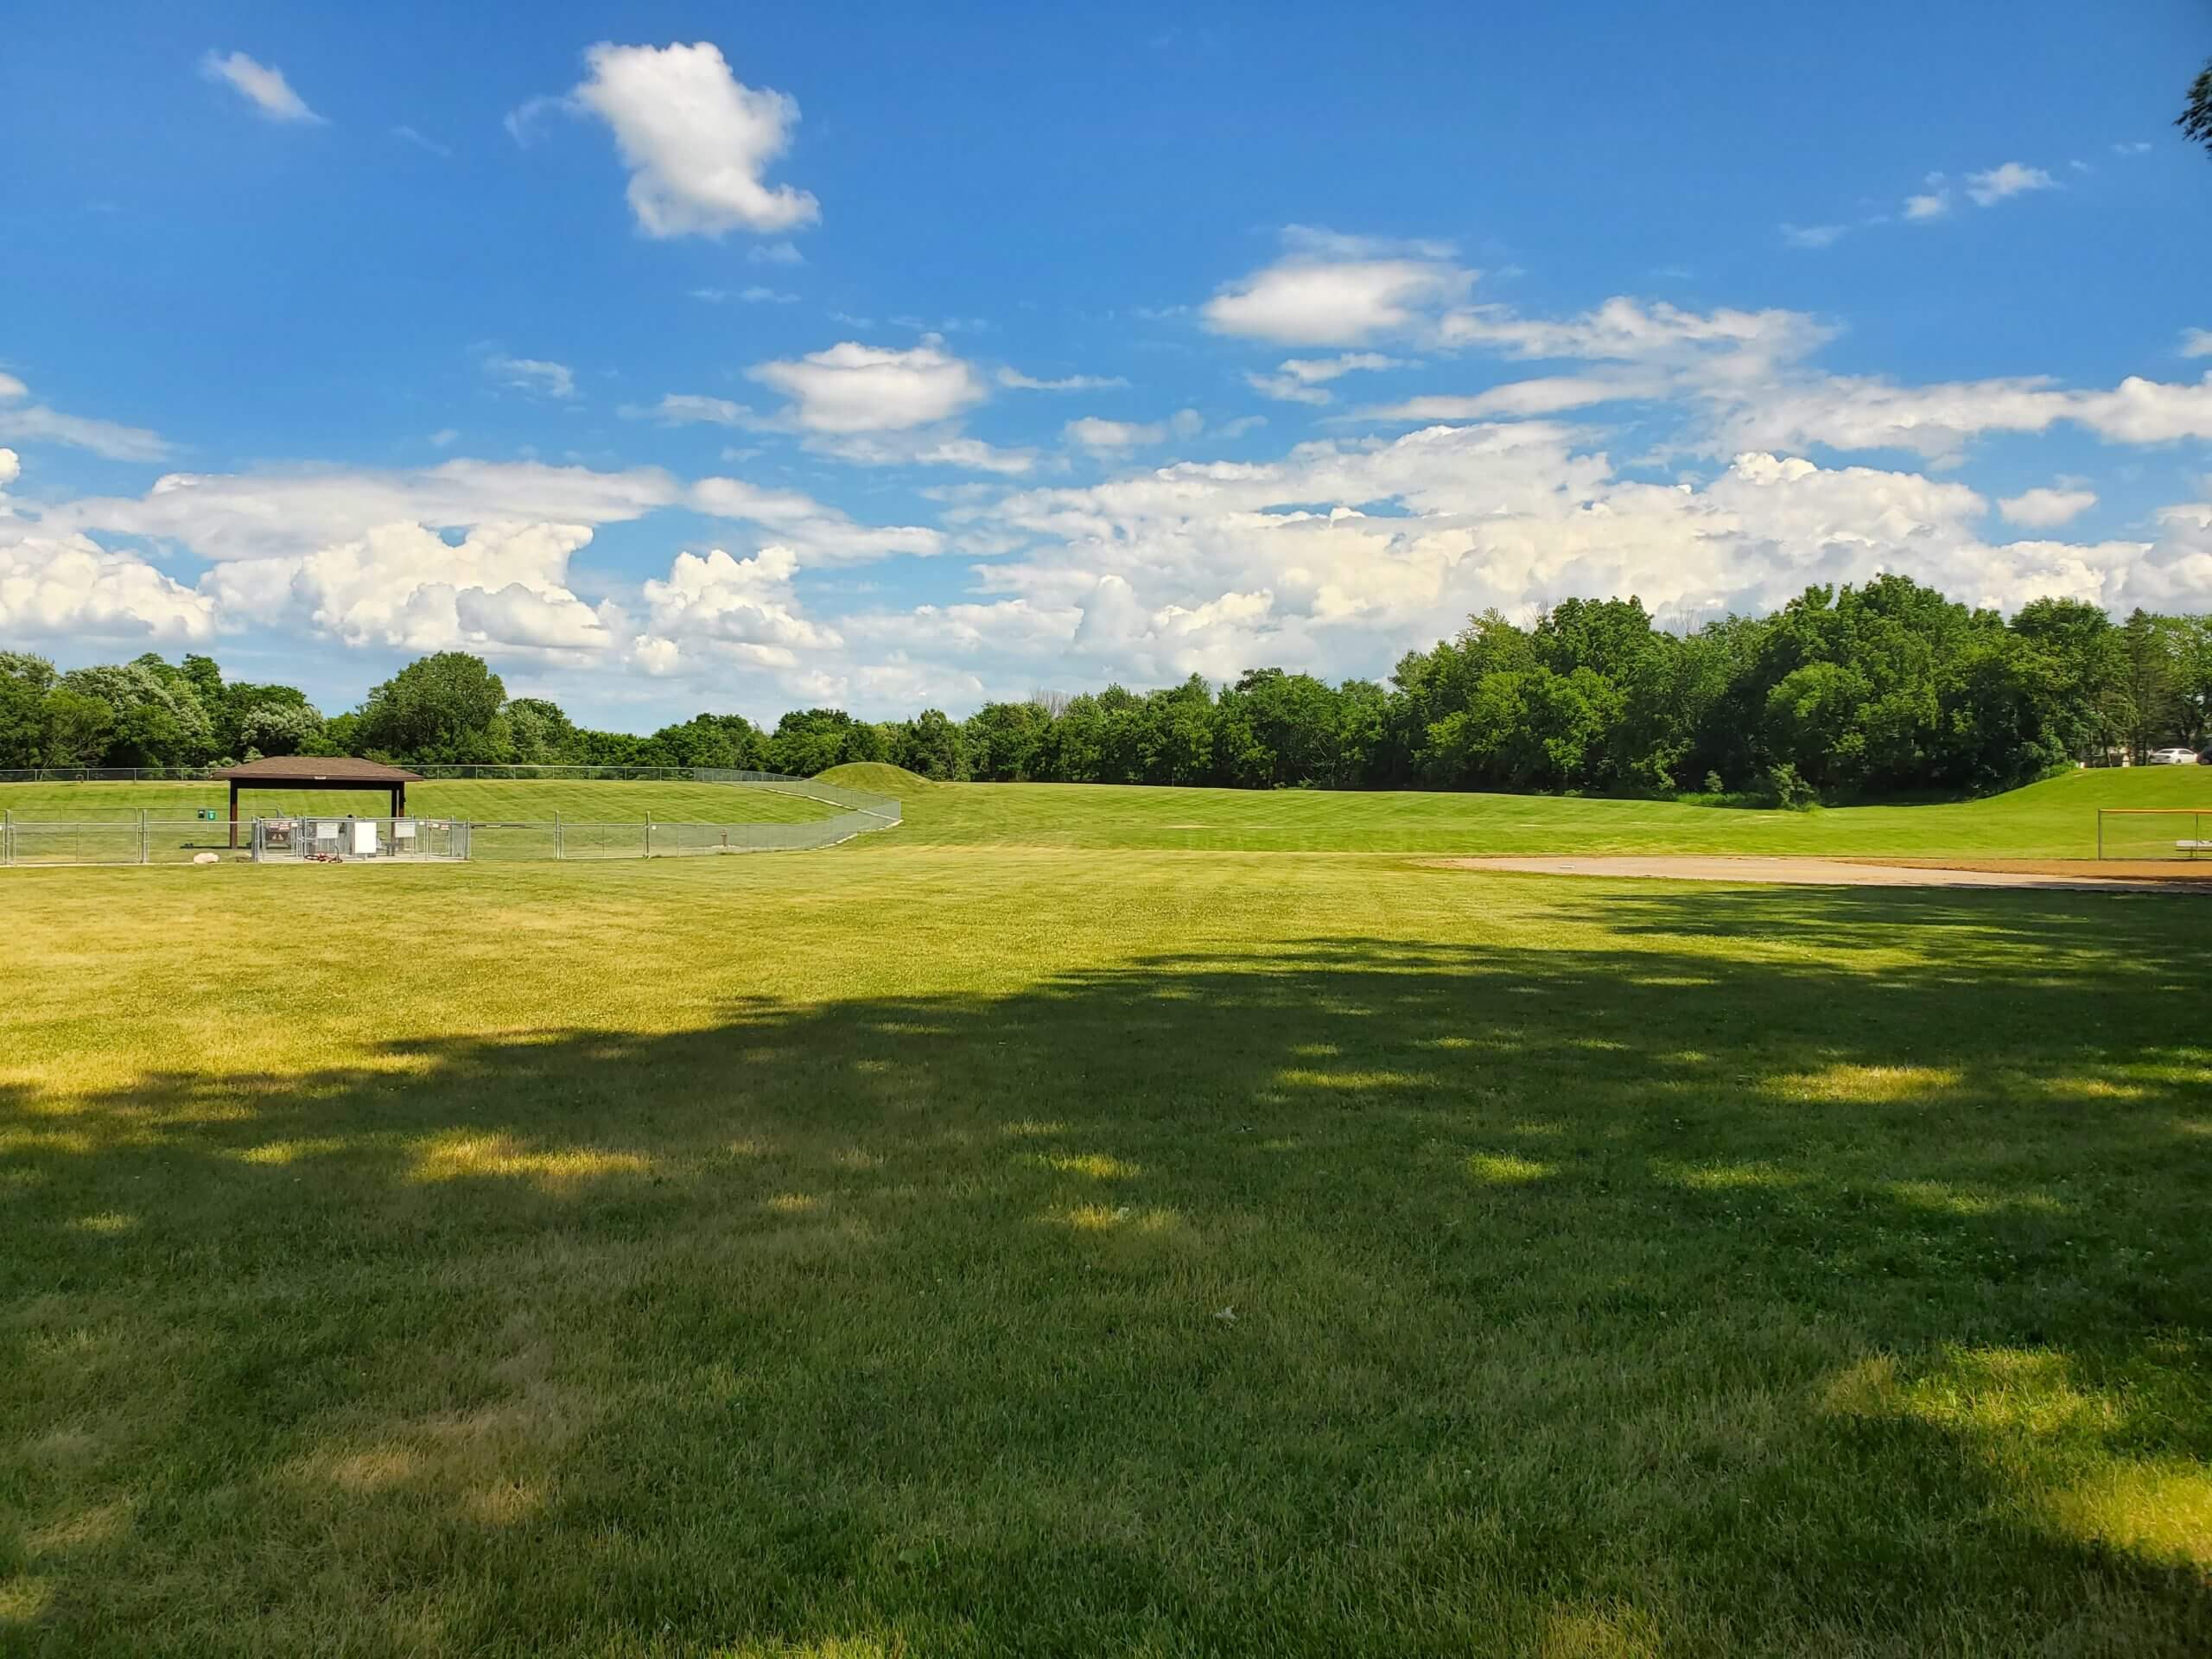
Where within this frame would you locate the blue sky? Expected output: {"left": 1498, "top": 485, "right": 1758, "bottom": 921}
{"left": 3, "top": 2, "right": 2211, "bottom": 727}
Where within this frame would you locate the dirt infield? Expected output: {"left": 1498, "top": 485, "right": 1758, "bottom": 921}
{"left": 1432, "top": 855, "right": 2210, "bottom": 891}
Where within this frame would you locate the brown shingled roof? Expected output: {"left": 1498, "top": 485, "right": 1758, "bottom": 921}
{"left": 211, "top": 757, "right": 425, "bottom": 784}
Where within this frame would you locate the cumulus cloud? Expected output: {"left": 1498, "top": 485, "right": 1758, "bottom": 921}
{"left": 1999, "top": 487, "right": 2096, "bottom": 528}
{"left": 198, "top": 50, "right": 324, "bottom": 124}
{"left": 883, "top": 414, "right": 2212, "bottom": 700}
{"left": 1964, "top": 162, "right": 2056, "bottom": 206}
{"left": 748, "top": 339, "right": 987, "bottom": 432}
{"left": 641, "top": 543, "right": 839, "bottom": 665}
{"left": 2181, "top": 328, "right": 2212, "bottom": 359}
{"left": 201, "top": 521, "right": 616, "bottom": 657}
{"left": 0, "top": 532, "right": 217, "bottom": 643}
{"left": 1203, "top": 231, "right": 1475, "bottom": 346}
{"left": 552, "top": 41, "right": 818, "bottom": 238}
{"left": 1904, "top": 190, "right": 1951, "bottom": 220}
{"left": 1781, "top": 223, "right": 1848, "bottom": 249}
{"left": 0, "top": 373, "right": 172, "bottom": 461}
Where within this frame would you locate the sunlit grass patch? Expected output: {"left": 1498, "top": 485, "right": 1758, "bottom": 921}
{"left": 406, "top": 1133, "right": 654, "bottom": 1190}
{"left": 1468, "top": 1151, "right": 1556, "bottom": 1185}
{"left": 1767, "top": 1062, "right": 1962, "bottom": 1103}
{"left": 1651, "top": 1158, "right": 1806, "bottom": 1192}
{"left": 1031, "top": 1151, "right": 1141, "bottom": 1179}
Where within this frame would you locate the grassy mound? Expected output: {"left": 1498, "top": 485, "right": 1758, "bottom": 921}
{"left": 812, "top": 760, "right": 930, "bottom": 793}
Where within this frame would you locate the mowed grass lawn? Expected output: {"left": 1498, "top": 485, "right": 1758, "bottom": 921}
{"left": 0, "top": 779, "right": 840, "bottom": 826}
{"left": 3, "top": 837, "right": 2209, "bottom": 1656}
{"left": 841, "top": 764, "right": 2212, "bottom": 857}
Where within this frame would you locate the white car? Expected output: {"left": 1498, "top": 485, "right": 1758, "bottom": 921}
{"left": 2147, "top": 747, "right": 2202, "bottom": 766}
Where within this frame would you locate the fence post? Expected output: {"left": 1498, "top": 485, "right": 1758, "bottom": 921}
{"left": 140, "top": 809, "right": 149, "bottom": 866}
{"left": 3, "top": 809, "right": 10, "bottom": 868}
{"left": 645, "top": 814, "right": 653, "bottom": 859}
{"left": 554, "top": 811, "right": 563, "bottom": 861}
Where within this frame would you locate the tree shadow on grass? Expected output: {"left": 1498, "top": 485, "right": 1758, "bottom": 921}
{"left": 3, "top": 892, "right": 2210, "bottom": 1656}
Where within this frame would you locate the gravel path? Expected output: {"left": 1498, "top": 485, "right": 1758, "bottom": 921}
{"left": 1430, "top": 855, "right": 2198, "bottom": 891}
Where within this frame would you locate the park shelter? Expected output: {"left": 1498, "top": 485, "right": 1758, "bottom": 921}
{"left": 209, "top": 757, "right": 425, "bottom": 848}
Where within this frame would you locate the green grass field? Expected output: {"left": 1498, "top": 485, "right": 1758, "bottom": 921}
{"left": 0, "top": 778, "right": 841, "bottom": 826}
{"left": 820, "top": 764, "right": 2212, "bottom": 856}
{"left": 3, "top": 783, "right": 2209, "bottom": 1655}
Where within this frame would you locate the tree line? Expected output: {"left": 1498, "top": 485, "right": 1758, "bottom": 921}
{"left": 4, "top": 576, "right": 2208, "bottom": 801}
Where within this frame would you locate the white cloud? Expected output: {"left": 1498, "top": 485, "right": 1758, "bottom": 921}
{"left": 1999, "top": 487, "right": 2096, "bottom": 528}
{"left": 203, "top": 521, "right": 616, "bottom": 658}
{"left": 198, "top": 51, "right": 324, "bottom": 124}
{"left": 560, "top": 41, "right": 818, "bottom": 238}
{"left": 45, "top": 459, "right": 679, "bottom": 563}
{"left": 390, "top": 124, "right": 450, "bottom": 157}
{"left": 748, "top": 339, "right": 986, "bottom": 432}
{"left": 1719, "top": 371, "right": 2212, "bottom": 459}
{"left": 485, "top": 355, "right": 575, "bottom": 400}
{"left": 2182, "top": 328, "right": 2212, "bottom": 359}
{"left": 0, "top": 373, "right": 171, "bottom": 461}
{"left": 909, "top": 419, "right": 2211, "bottom": 698}
{"left": 748, "top": 241, "right": 805, "bottom": 266}
{"left": 1964, "top": 162, "right": 2056, "bottom": 206}
{"left": 1362, "top": 375, "right": 1655, "bottom": 423}
{"left": 1782, "top": 223, "right": 1848, "bottom": 249}
{"left": 1203, "top": 231, "right": 1475, "bottom": 346}
{"left": 1904, "top": 190, "right": 1951, "bottom": 221}
{"left": 1065, "top": 416, "right": 1165, "bottom": 451}
{"left": 0, "top": 448, "right": 17, "bottom": 489}
{"left": 429, "top": 428, "right": 460, "bottom": 448}
{"left": 1247, "top": 352, "right": 1406, "bottom": 404}
{"left": 997, "top": 368, "right": 1130, "bottom": 391}
{"left": 689, "top": 475, "right": 944, "bottom": 563}
{"left": 0, "top": 531, "right": 217, "bottom": 643}
{"left": 2112, "top": 141, "right": 2154, "bottom": 156}
{"left": 624, "top": 393, "right": 750, "bottom": 426}
{"left": 1437, "top": 296, "right": 1831, "bottom": 374}
{"left": 642, "top": 544, "right": 839, "bottom": 664}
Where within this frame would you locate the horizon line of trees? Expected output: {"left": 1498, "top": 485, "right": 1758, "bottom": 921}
{"left": 4, "top": 576, "right": 2209, "bottom": 804}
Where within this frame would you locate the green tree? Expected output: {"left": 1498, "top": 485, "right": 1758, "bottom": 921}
{"left": 2182, "top": 59, "right": 2212, "bottom": 156}
{"left": 0, "top": 652, "right": 58, "bottom": 768}
{"left": 766, "top": 709, "right": 859, "bottom": 776}
{"left": 237, "top": 702, "right": 326, "bottom": 759}
{"left": 356, "top": 652, "right": 512, "bottom": 764}
{"left": 896, "top": 709, "right": 968, "bottom": 780}
{"left": 41, "top": 688, "right": 114, "bottom": 766}
{"left": 963, "top": 701, "right": 1052, "bottom": 780}
{"left": 59, "top": 660, "right": 213, "bottom": 767}
{"left": 505, "top": 698, "right": 583, "bottom": 766}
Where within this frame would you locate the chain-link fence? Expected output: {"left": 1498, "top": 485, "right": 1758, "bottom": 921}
{"left": 2, "top": 781, "right": 900, "bottom": 868}
{"left": 1, "top": 817, "right": 243, "bottom": 866}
